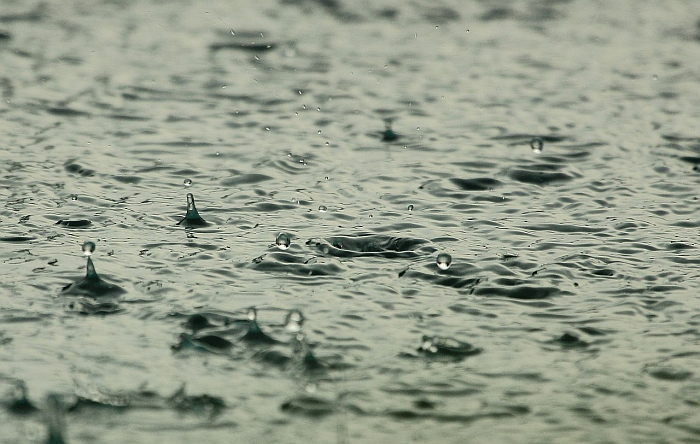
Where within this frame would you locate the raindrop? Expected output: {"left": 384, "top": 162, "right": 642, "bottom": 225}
{"left": 530, "top": 137, "right": 543, "bottom": 153}
{"left": 81, "top": 241, "right": 96, "bottom": 257}
{"left": 70, "top": 194, "right": 78, "bottom": 201}
{"left": 325, "top": 141, "right": 330, "bottom": 146}
{"left": 436, "top": 252, "right": 452, "bottom": 270}
{"left": 317, "top": 130, "right": 322, "bottom": 135}
{"left": 318, "top": 205, "right": 327, "bottom": 212}
{"left": 275, "top": 232, "right": 292, "bottom": 250}
{"left": 408, "top": 204, "right": 414, "bottom": 211}
{"left": 324, "top": 176, "right": 330, "bottom": 180}
{"left": 435, "top": 25, "right": 439, "bottom": 29}
{"left": 285, "top": 309, "right": 304, "bottom": 333}
{"left": 247, "top": 307, "right": 257, "bottom": 322}
{"left": 183, "top": 178, "right": 192, "bottom": 187}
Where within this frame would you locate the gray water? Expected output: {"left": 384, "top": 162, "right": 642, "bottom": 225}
{"left": 1, "top": 0, "right": 700, "bottom": 442}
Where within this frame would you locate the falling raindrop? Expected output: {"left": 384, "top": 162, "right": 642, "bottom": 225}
{"left": 183, "top": 179, "right": 192, "bottom": 187}
{"left": 436, "top": 252, "right": 452, "bottom": 270}
{"left": 81, "top": 241, "right": 96, "bottom": 257}
{"left": 318, "top": 205, "right": 327, "bottom": 212}
{"left": 408, "top": 204, "right": 414, "bottom": 211}
{"left": 530, "top": 138, "right": 544, "bottom": 153}
{"left": 285, "top": 309, "right": 304, "bottom": 333}
{"left": 275, "top": 233, "right": 292, "bottom": 250}
{"left": 247, "top": 307, "right": 257, "bottom": 322}
{"left": 70, "top": 194, "right": 78, "bottom": 201}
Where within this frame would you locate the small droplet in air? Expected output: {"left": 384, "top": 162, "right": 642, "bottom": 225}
{"left": 436, "top": 253, "right": 452, "bottom": 270}
{"left": 247, "top": 307, "right": 257, "bottom": 322}
{"left": 407, "top": 204, "right": 414, "bottom": 211}
{"left": 318, "top": 205, "right": 327, "bottom": 212}
{"left": 81, "top": 241, "right": 96, "bottom": 257}
{"left": 275, "top": 233, "right": 292, "bottom": 250}
{"left": 285, "top": 309, "right": 304, "bottom": 333}
{"left": 183, "top": 179, "right": 192, "bottom": 187}
{"left": 530, "top": 137, "right": 543, "bottom": 153}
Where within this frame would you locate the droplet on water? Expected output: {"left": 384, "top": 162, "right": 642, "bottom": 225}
{"left": 436, "top": 252, "right": 452, "bottom": 270}
{"left": 318, "top": 205, "right": 327, "bottom": 212}
{"left": 70, "top": 194, "right": 78, "bottom": 201}
{"left": 81, "top": 241, "right": 96, "bottom": 257}
{"left": 247, "top": 307, "right": 257, "bottom": 322}
{"left": 285, "top": 309, "right": 304, "bottom": 333}
{"left": 275, "top": 233, "right": 291, "bottom": 250}
{"left": 408, "top": 204, "right": 414, "bottom": 211}
{"left": 183, "top": 179, "right": 192, "bottom": 187}
{"left": 530, "top": 137, "right": 544, "bottom": 153}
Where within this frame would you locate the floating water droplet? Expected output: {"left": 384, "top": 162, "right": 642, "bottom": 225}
{"left": 247, "top": 307, "right": 257, "bottom": 322}
{"left": 316, "top": 107, "right": 320, "bottom": 112}
{"left": 285, "top": 309, "right": 304, "bottom": 333}
{"left": 325, "top": 141, "right": 330, "bottom": 146}
{"left": 276, "top": 232, "right": 291, "bottom": 250}
{"left": 215, "top": 152, "right": 221, "bottom": 156}
{"left": 318, "top": 205, "right": 327, "bottom": 212}
{"left": 265, "top": 127, "right": 271, "bottom": 131}
{"left": 317, "top": 130, "right": 322, "bottom": 135}
{"left": 70, "top": 194, "right": 78, "bottom": 201}
{"left": 298, "top": 90, "right": 303, "bottom": 95}
{"left": 435, "top": 25, "right": 439, "bottom": 29}
{"left": 183, "top": 178, "right": 192, "bottom": 187}
{"left": 324, "top": 176, "right": 330, "bottom": 180}
{"left": 530, "top": 138, "right": 543, "bottom": 153}
{"left": 407, "top": 204, "right": 414, "bottom": 211}
{"left": 436, "top": 252, "right": 452, "bottom": 270}
{"left": 81, "top": 241, "right": 95, "bottom": 257}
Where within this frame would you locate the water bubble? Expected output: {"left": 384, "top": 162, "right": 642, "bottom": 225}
{"left": 420, "top": 336, "right": 439, "bottom": 354}
{"left": 407, "top": 204, "right": 414, "bottom": 211}
{"left": 275, "top": 232, "right": 291, "bottom": 250}
{"left": 70, "top": 194, "right": 78, "bottom": 201}
{"left": 81, "top": 241, "right": 96, "bottom": 257}
{"left": 318, "top": 205, "right": 327, "bottom": 212}
{"left": 247, "top": 307, "right": 257, "bottom": 322}
{"left": 530, "top": 137, "right": 543, "bottom": 153}
{"left": 436, "top": 252, "right": 452, "bottom": 270}
{"left": 183, "top": 178, "right": 192, "bottom": 187}
{"left": 285, "top": 309, "right": 304, "bottom": 333}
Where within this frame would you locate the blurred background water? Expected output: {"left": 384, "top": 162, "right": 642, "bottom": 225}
{"left": 1, "top": 0, "right": 700, "bottom": 442}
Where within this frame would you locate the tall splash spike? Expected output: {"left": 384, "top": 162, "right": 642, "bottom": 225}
{"left": 178, "top": 193, "right": 208, "bottom": 227}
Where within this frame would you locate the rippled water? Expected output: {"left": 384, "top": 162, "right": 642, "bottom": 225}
{"left": 2, "top": 0, "right": 700, "bottom": 442}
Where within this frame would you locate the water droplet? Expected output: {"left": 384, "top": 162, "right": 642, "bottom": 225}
{"left": 324, "top": 176, "right": 330, "bottom": 180}
{"left": 70, "top": 194, "right": 78, "bottom": 201}
{"left": 325, "top": 141, "right": 330, "bottom": 146}
{"left": 215, "top": 152, "right": 221, "bottom": 156}
{"left": 652, "top": 74, "right": 658, "bottom": 81}
{"left": 183, "top": 179, "right": 192, "bottom": 187}
{"left": 285, "top": 309, "right": 304, "bottom": 333}
{"left": 316, "top": 107, "right": 320, "bottom": 112}
{"left": 530, "top": 138, "right": 543, "bottom": 153}
{"left": 435, "top": 25, "right": 439, "bottom": 29}
{"left": 407, "top": 204, "right": 414, "bottom": 211}
{"left": 81, "top": 241, "right": 96, "bottom": 257}
{"left": 436, "top": 253, "right": 452, "bottom": 270}
{"left": 265, "top": 127, "right": 271, "bottom": 131}
{"left": 317, "top": 130, "right": 322, "bottom": 135}
{"left": 318, "top": 205, "right": 327, "bottom": 212}
{"left": 298, "top": 90, "right": 303, "bottom": 95}
{"left": 275, "top": 232, "right": 291, "bottom": 250}
{"left": 247, "top": 307, "right": 257, "bottom": 322}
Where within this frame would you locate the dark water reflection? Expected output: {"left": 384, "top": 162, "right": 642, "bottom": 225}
{"left": 1, "top": 0, "right": 700, "bottom": 442}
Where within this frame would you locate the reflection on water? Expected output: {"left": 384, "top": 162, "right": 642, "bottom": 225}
{"left": 1, "top": 0, "right": 700, "bottom": 442}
